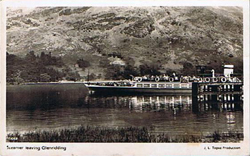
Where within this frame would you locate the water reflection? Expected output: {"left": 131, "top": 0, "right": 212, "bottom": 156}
{"left": 7, "top": 84, "right": 88, "bottom": 110}
{"left": 85, "top": 95, "right": 192, "bottom": 113}
{"left": 86, "top": 94, "right": 242, "bottom": 113}
{"left": 6, "top": 84, "right": 243, "bottom": 136}
{"left": 192, "top": 101, "right": 243, "bottom": 113}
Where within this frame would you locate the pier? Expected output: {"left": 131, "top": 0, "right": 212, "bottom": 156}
{"left": 192, "top": 82, "right": 243, "bottom": 112}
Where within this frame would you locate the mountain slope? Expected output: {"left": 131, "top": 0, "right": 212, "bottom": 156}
{"left": 7, "top": 7, "right": 243, "bottom": 80}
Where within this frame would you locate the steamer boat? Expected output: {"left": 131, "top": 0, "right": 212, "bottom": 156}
{"left": 84, "top": 81, "right": 192, "bottom": 95}
{"left": 84, "top": 65, "right": 242, "bottom": 95}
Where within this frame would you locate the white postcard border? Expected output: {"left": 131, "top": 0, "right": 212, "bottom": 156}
{"left": 0, "top": 0, "right": 249, "bottom": 155}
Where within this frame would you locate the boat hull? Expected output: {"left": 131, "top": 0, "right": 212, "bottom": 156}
{"left": 86, "top": 85, "right": 191, "bottom": 95}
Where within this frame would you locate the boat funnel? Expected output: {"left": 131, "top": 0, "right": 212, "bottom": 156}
{"left": 224, "top": 65, "right": 234, "bottom": 77}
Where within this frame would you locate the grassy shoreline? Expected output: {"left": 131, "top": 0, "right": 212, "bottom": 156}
{"left": 7, "top": 126, "right": 243, "bottom": 143}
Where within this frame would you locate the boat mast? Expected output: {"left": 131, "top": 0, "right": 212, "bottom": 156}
{"left": 87, "top": 69, "right": 90, "bottom": 82}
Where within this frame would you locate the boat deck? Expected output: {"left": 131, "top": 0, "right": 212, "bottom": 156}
{"left": 84, "top": 81, "right": 192, "bottom": 95}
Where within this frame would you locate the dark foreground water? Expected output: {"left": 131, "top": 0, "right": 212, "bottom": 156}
{"left": 7, "top": 84, "right": 243, "bottom": 137}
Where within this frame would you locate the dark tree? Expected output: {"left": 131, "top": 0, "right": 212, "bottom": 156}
{"left": 77, "top": 58, "right": 90, "bottom": 69}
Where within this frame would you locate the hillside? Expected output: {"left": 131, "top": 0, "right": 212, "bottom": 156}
{"left": 6, "top": 7, "right": 243, "bottom": 81}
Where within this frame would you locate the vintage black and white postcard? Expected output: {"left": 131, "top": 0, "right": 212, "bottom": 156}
{"left": 0, "top": 0, "right": 249, "bottom": 155}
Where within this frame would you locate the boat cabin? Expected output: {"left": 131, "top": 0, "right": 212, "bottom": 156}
{"left": 134, "top": 82, "right": 191, "bottom": 89}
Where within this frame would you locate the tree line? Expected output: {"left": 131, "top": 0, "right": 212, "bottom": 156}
{"left": 7, "top": 51, "right": 80, "bottom": 84}
{"left": 7, "top": 51, "right": 243, "bottom": 83}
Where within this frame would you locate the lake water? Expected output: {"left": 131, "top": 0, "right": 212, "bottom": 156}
{"left": 6, "top": 84, "right": 243, "bottom": 137}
